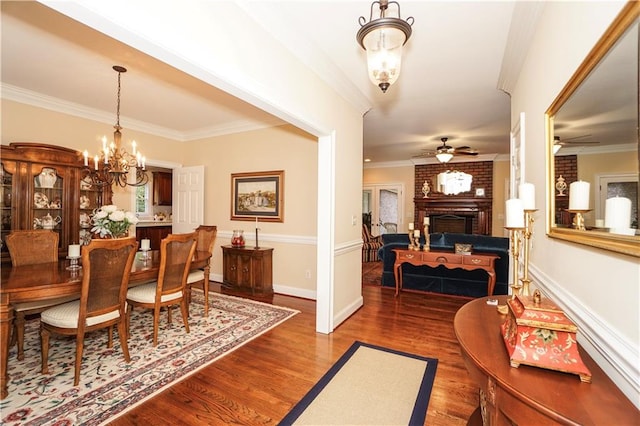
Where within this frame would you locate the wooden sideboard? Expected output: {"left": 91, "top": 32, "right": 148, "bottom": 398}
{"left": 393, "top": 249, "right": 498, "bottom": 296}
{"left": 222, "top": 245, "right": 273, "bottom": 295}
{"left": 454, "top": 296, "right": 639, "bottom": 425}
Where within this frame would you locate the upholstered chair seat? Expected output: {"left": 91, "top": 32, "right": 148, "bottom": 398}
{"left": 127, "top": 283, "right": 183, "bottom": 304}
{"left": 41, "top": 300, "right": 122, "bottom": 328}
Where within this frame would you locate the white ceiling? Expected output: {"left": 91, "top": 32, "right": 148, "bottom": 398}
{"left": 1, "top": 1, "right": 537, "bottom": 164}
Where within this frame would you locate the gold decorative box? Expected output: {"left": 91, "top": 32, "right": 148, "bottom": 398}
{"left": 500, "top": 292, "right": 592, "bottom": 382}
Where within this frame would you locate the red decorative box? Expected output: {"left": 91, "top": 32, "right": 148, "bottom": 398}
{"left": 501, "top": 293, "right": 592, "bottom": 382}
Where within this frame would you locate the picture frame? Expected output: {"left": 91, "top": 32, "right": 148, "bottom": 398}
{"left": 231, "top": 170, "right": 284, "bottom": 222}
{"left": 510, "top": 112, "right": 526, "bottom": 198}
{"left": 454, "top": 243, "right": 473, "bottom": 255}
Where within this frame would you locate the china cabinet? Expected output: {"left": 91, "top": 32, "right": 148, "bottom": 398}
{"left": 0, "top": 143, "right": 112, "bottom": 263}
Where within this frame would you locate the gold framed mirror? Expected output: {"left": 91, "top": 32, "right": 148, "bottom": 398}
{"left": 545, "top": 2, "right": 639, "bottom": 258}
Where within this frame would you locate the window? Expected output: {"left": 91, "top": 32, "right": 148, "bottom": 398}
{"left": 136, "top": 184, "right": 150, "bottom": 215}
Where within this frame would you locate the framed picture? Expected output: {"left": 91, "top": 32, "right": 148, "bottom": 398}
{"left": 510, "top": 112, "right": 525, "bottom": 198}
{"left": 231, "top": 170, "right": 284, "bottom": 222}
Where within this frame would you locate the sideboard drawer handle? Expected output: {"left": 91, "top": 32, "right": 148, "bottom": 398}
{"left": 471, "top": 258, "right": 482, "bottom": 264}
{"left": 405, "top": 254, "right": 415, "bottom": 259}
{"left": 436, "top": 256, "right": 447, "bottom": 263}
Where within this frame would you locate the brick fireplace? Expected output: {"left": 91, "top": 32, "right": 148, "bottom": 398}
{"left": 414, "top": 161, "right": 493, "bottom": 235}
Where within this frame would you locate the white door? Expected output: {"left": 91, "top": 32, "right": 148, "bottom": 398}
{"left": 362, "top": 184, "right": 403, "bottom": 236}
{"left": 596, "top": 173, "right": 638, "bottom": 226}
{"left": 172, "top": 165, "right": 205, "bottom": 233}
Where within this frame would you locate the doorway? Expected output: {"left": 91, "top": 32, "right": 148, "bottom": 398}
{"left": 596, "top": 173, "right": 639, "bottom": 228}
{"left": 363, "top": 184, "right": 403, "bottom": 236}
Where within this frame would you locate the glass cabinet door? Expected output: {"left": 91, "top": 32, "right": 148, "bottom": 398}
{"left": 0, "top": 162, "right": 14, "bottom": 257}
{"left": 32, "top": 165, "right": 64, "bottom": 248}
{"left": 79, "top": 175, "right": 103, "bottom": 245}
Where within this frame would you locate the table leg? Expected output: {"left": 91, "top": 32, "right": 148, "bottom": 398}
{"left": 393, "top": 263, "right": 403, "bottom": 297}
{"left": 0, "top": 298, "right": 14, "bottom": 399}
{"left": 203, "top": 263, "right": 210, "bottom": 317}
{"left": 487, "top": 270, "right": 496, "bottom": 296}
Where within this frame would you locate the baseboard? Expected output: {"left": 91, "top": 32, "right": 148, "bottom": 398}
{"left": 529, "top": 262, "right": 639, "bottom": 408}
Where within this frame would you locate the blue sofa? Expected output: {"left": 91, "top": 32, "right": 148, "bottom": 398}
{"left": 377, "top": 233, "right": 510, "bottom": 297}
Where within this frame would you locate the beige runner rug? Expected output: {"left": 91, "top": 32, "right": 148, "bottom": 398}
{"left": 279, "top": 341, "right": 438, "bottom": 426}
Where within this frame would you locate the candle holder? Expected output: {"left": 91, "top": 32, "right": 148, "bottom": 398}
{"left": 423, "top": 225, "right": 430, "bottom": 251}
{"left": 66, "top": 255, "right": 82, "bottom": 270}
{"left": 408, "top": 231, "right": 420, "bottom": 250}
{"left": 255, "top": 226, "right": 260, "bottom": 249}
{"left": 140, "top": 248, "right": 151, "bottom": 261}
{"left": 519, "top": 209, "right": 537, "bottom": 296}
{"left": 567, "top": 209, "right": 592, "bottom": 231}
{"left": 504, "top": 227, "right": 524, "bottom": 298}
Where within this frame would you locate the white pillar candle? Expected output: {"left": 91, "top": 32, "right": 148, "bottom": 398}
{"left": 519, "top": 182, "right": 535, "bottom": 210}
{"left": 68, "top": 244, "right": 80, "bottom": 258}
{"left": 605, "top": 197, "right": 631, "bottom": 230}
{"left": 408, "top": 222, "right": 414, "bottom": 230}
{"left": 141, "top": 239, "right": 151, "bottom": 251}
{"left": 423, "top": 217, "right": 430, "bottom": 226}
{"left": 569, "top": 181, "right": 590, "bottom": 210}
{"left": 255, "top": 216, "right": 259, "bottom": 229}
{"left": 413, "top": 229, "right": 420, "bottom": 237}
{"left": 505, "top": 199, "right": 525, "bottom": 228}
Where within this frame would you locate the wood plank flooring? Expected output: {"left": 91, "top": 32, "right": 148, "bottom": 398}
{"left": 110, "top": 262, "right": 478, "bottom": 425}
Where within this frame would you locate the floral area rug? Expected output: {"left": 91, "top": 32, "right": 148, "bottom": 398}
{"left": 1, "top": 291, "right": 299, "bottom": 425}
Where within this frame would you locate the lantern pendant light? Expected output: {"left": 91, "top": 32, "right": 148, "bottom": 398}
{"left": 356, "top": 0, "right": 414, "bottom": 93}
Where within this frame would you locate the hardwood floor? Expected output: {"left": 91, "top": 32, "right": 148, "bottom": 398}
{"left": 111, "top": 262, "right": 478, "bottom": 425}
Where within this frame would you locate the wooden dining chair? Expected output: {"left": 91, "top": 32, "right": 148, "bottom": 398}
{"left": 5, "top": 230, "right": 77, "bottom": 360}
{"left": 40, "top": 237, "right": 138, "bottom": 386}
{"left": 186, "top": 225, "right": 217, "bottom": 317}
{"left": 126, "top": 232, "right": 197, "bottom": 347}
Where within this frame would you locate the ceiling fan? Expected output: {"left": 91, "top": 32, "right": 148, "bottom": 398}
{"left": 553, "top": 135, "right": 600, "bottom": 154}
{"left": 414, "top": 137, "right": 478, "bottom": 163}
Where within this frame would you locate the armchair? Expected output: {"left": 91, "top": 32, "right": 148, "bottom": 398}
{"left": 362, "top": 224, "right": 383, "bottom": 262}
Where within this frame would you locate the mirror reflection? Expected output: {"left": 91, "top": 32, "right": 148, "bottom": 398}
{"left": 547, "top": 5, "right": 639, "bottom": 257}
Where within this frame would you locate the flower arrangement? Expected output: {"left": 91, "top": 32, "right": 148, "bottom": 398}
{"left": 91, "top": 205, "right": 138, "bottom": 238}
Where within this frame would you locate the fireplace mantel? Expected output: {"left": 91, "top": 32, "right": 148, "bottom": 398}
{"left": 414, "top": 197, "right": 492, "bottom": 235}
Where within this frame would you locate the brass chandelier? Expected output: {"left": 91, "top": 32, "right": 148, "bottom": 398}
{"left": 356, "top": 0, "right": 414, "bottom": 93}
{"left": 83, "top": 65, "right": 148, "bottom": 188}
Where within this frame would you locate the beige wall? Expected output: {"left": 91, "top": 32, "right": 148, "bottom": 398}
{"left": 511, "top": 1, "right": 638, "bottom": 404}
{"left": 364, "top": 159, "right": 510, "bottom": 236}
{"left": 183, "top": 124, "right": 318, "bottom": 295}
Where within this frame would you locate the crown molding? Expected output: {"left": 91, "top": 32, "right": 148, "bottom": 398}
{"left": 364, "top": 153, "right": 506, "bottom": 169}
{"left": 2, "top": 83, "right": 282, "bottom": 142}
{"left": 497, "top": 2, "right": 545, "bottom": 94}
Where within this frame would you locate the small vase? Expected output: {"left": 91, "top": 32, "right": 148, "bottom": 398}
{"left": 231, "top": 230, "right": 245, "bottom": 247}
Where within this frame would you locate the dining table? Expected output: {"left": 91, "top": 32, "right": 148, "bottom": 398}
{"left": 0, "top": 249, "right": 211, "bottom": 399}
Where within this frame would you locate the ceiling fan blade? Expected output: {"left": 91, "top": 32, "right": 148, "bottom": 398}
{"left": 563, "top": 134, "right": 592, "bottom": 141}
{"left": 454, "top": 146, "right": 471, "bottom": 150}
{"left": 457, "top": 151, "right": 479, "bottom": 156}
{"left": 561, "top": 140, "right": 600, "bottom": 145}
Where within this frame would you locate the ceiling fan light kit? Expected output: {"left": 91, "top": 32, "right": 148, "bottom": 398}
{"left": 357, "top": 0, "right": 414, "bottom": 93}
{"left": 435, "top": 152, "right": 454, "bottom": 163}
